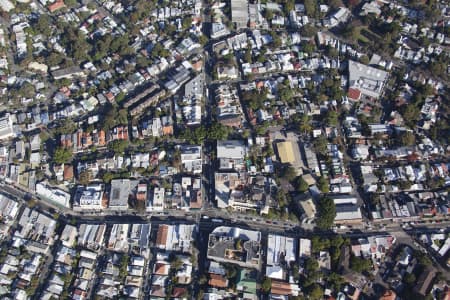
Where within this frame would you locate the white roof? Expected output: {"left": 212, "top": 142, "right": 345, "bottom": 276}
{"left": 217, "top": 140, "right": 246, "bottom": 159}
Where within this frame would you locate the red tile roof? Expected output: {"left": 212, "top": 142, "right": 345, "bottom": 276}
{"left": 348, "top": 88, "right": 361, "bottom": 100}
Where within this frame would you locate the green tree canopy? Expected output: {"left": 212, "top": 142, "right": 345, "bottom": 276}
{"left": 313, "top": 136, "right": 328, "bottom": 153}
{"left": 349, "top": 256, "right": 372, "bottom": 273}
{"left": 54, "top": 147, "right": 72, "bottom": 164}
{"left": 108, "top": 140, "right": 128, "bottom": 154}
{"left": 316, "top": 196, "right": 336, "bottom": 229}
{"left": 261, "top": 277, "right": 272, "bottom": 293}
{"left": 317, "top": 176, "right": 329, "bottom": 193}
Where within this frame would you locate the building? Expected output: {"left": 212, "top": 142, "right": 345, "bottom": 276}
{"left": 155, "top": 224, "right": 195, "bottom": 253}
{"left": 351, "top": 235, "right": 396, "bottom": 259}
{"left": 331, "top": 196, "right": 363, "bottom": 224}
{"left": 266, "top": 235, "right": 296, "bottom": 280}
{"left": 180, "top": 145, "right": 202, "bottom": 174}
{"left": 109, "top": 179, "right": 138, "bottom": 210}
{"left": 299, "top": 238, "right": 312, "bottom": 259}
{"left": 215, "top": 172, "right": 246, "bottom": 209}
{"left": 51, "top": 66, "right": 85, "bottom": 80}
{"left": 78, "top": 224, "right": 106, "bottom": 250}
{"left": 129, "top": 224, "right": 151, "bottom": 255}
{"left": 267, "top": 234, "right": 296, "bottom": 266}
{"left": 16, "top": 208, "right": 57, "bottom": 253}
{"left": 60, "top": 224, "right": 78, "bottom": 248}
{"left": 231, "top": 0, "right": 249, "bottom": 29}
{"left": 414, "top": 268, "right": 436, "bottom": 297}
{"left": 348, "top": 60, "right": 388, "bottom": 99}
{"left": 207, "top": 226, "right": 262, "bottom": 269}
{"left": 35, "top": 182, "right": 71, "bottom": 208}
{"left": 0, "top": 113, "right": 14, "bottom": 140}
{"left": 276, "top": 140, "right": 303, "bottom": 174}
{"left": 73, "top": 184, "right": 106, "bottom": 211}
{"left": 107, "top": 224, "right": 130, "bottom": 252}
{"left": 147, "top": 187, "right": 164, "bottom": 212}
{"left": 217, "top": 140, "right": 246, "bottom": 170}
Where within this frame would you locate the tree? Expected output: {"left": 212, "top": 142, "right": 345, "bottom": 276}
{"left": 317, "top": 176, "right": 329, "bottom": 193}
{"left": 298, "top": 114, "right": 312, "bottom": 135}
{"left": 35, "top": 15, "right": 52, "bottom": 36}
{"left": 295, "top": 176, "right": 309, "bottom": 192}
{"left": 282, "top": 166, "right": 297, "bottom": 182}
{"left": 403, "top": 273, "right": 416, "bottom": 285}
{"left": 198, "top": 34, "right": 209, "bottom": 46}
{"left": 108, "top": 140, "right": 128, "bottom": 154}
{"left": 360, "top": 55, "right": 370, "bottom": 65}
{"left": 18, "top": 82, "right": 35, "bottom": 99}
{"left": 316, "top": 196, "right": 336, "bottom": 229}
{"left": 264, "top": 9, "right": 274, "bottom": 20}
{"left": 308, "top": 284, "right": 324, "bottom": 300}
{"left": 284, "top": 0, "right": 295, "bottom": 14}
{"left": 402, "top": 104, "right": 420, "bottom": 128}
{"left": 171, "top": 257, "right": 184, "bottom": 270}
{"left": 350, "top": 256, "right": 372, "bottom": 272}
{"left": 54, "top": 147, "right": 72, "bottom": 164}
{"left": 325, "top": 110, "right": 338, "bottom": 126}
{"left": 261, "top": 277, "right": 272, "bottom": 293}
{"left": 400, "top": 131, "right": 415, "bottom": 146}
{"left": 300, "top": 24, "right": 317, "bottom": 37}
{"left": 304, "top": 257, "right": 319, "bottom": 274}
{"left": 244, "top": 47, "right": 252, "bottom": 63}
{"left": 313, "top": 136, "right": 328, "bottom": 153}
{"left": 304, "top": 0, "right": 317, "bottom": 17}
{"left": 270, "top": 31, "right": 282, "bottom": 48}
{"left": 78, "top": 170, "right": 92, "bottom": 185}
{"left": 182, "top": 16, "right": 192, "bottom": 29}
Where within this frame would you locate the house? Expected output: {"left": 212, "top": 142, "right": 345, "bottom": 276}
{"left": 379, "top": 290, "right": 396, "bottom": 300}
{"left": 48, "top": 0, "right": 65, "bottom": 12}
{"left": 276, "top": 140, "right": 303, "bottom": 175}
{"left": 208, "top": 273, "right": 228, "bottom": 288}
{"left": 51, "top": 66, "right": 85, "bottom": 80}
{"left": 147, "top": 187, "right": 164, "bottom": 212}
{"left": 217, "top": 65, "right": 239, "bottom": 80}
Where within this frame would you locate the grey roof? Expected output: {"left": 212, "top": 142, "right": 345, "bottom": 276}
{"left": 109, "top": 179, "right": 138, "bottom": 209}
{"left": 348, "top": 60, "right": 388, "bottom": 98}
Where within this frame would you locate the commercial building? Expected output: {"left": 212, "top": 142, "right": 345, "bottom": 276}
{"left": 0, "top": 113, "right": 15, "bottom": 140}
{"left": 109, "top": 179, "right": 138, "bottom": 210}
{"left": 155, "top": 224, "right": 195, "bottom": 253}
{"left": 331, "top": 196, "right": 363, "bottom": 224}
{"left": 207, "top": 226, "right": 262, "bottom": 269}
{"left": 180, "top": 145, "right": 202, "bottom": 174}
{"left": 348, "top": 60, "right": 388, "bottom": 99}
{"left": 231, "top": 0, "right": 249, "bottom": 29}
{"left": 73, "top": 184, "right": 106, "bottom": 211}
{"left": 299, "top": 238, "right": 312, "bottom": 258}
{"left": 266, "top": 234, "right": 296, "bottom": 280}
{"left": 147, "top": 187, "right": 164, "bottom": 212}
{"left": 78, "top": 224, "right": 106, "bottom": 250}
{"left": 35, "top": 182, "right": 71, "bottom": 208}
{"left": 217, "top": 140, "right": 246, "bottom": 170}
{"left": 276, "top": 141, "right": 303, "bottom": 175}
